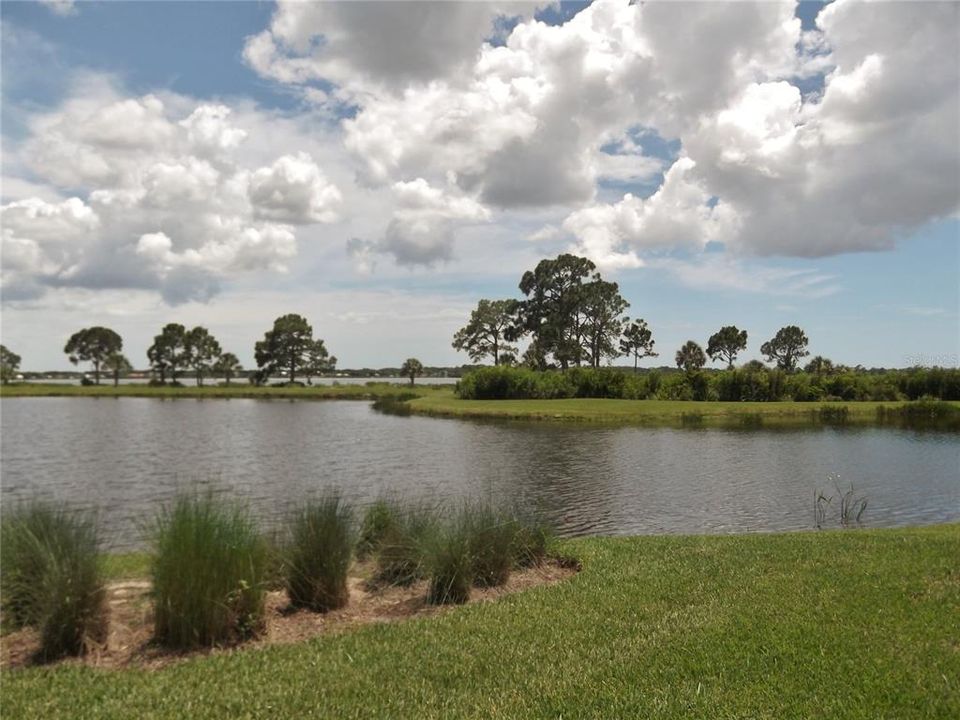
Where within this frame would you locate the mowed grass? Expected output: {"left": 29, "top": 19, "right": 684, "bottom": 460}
{"left": 1, "top": 382, "right": 446, "bottom": 401}
{"left": 3, "top": 525, "right": 958, "bottom": 719}
{"left": 408, "top": 389, "right": 959, "bottom": 426}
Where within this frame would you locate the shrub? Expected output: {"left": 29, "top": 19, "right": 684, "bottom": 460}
{"left": 0, "top": 502, "right": 107, "bottom": 659}
{"left": 466, "top": 504, "right": 519, "bottom": 588}
{"left": 284, "top": 494, "right": 354, "bottom": 612}
{"left": 423, "top": 512, "right": 474, "bottom": 605}
{"left": 150, "top": 494, "right": 268, "bottom": 649}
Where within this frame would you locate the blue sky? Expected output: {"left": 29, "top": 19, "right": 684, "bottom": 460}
{"left": 1, "top": 1, "right": 957, "bottom": 370}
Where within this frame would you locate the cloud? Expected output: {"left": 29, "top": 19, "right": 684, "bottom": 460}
{"left": 38, "top": 0, "right": 76, "bottom": 17}
{"left": 244, "top": 1, "right": 538, "bottom": 94}
{"left": 248, "top": 152, "right": 342, "bottom": 224}
{"left": 648, "top": 256, "right": 840, "bottom": 298}
{"left": 562, "top": 158, "right": 738, "bottom": 270}
{"left": 360, "top": 179, "right": 491, "bottom": 267}
{"left": 3, "top": 83, "right": 343, "bottom": 305}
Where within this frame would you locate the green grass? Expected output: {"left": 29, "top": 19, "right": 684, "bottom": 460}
{"left": 0, "top": 382, "right": 446, "bottom": 401}
{"left": 3, "top": 525, "right": 957, "bottom": 718}
{"left": 408, "top": 389, "right": 960, "bottom": 426}
{"left": 150, "top": 495, "right": 268, "bottom": 650}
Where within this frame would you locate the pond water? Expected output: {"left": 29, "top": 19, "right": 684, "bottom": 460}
{"left": 1, "top": 398, "right": 957, "bottom": 550}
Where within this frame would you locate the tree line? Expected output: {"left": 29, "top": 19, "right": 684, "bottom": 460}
{"left": 1, "top": 315, "right": 337, "bottom": 387}
{"left": 452, "top": 253, "right": 812, "bottom": 374}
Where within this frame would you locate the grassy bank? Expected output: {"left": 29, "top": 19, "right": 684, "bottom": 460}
{"left": 408, "top": 389, "right": 960, "bottom": 426}
{"left": 2, "top": 524, "right": 957, "bottom": 718}
{"left": 0, "top": 382, "right": 443, "bottom": 401}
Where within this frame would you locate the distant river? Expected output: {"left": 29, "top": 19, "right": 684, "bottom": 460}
{"left": 1, "top": 398, "right": 957, "bottom": 550}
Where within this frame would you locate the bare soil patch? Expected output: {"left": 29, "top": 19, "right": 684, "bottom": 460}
{"left": 1, "top": 559, "right": 577, "bottom": 671}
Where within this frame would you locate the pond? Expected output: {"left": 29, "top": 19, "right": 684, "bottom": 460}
{"left": 1, "top": 397, "right": 957, "bottom": 550}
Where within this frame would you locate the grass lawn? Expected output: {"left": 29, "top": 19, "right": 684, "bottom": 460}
{"left": 0, "top": 382, "right": 439, "bottom": 401}
{"left": 407, "top": 389, "right": 956, "bottom": 426}
{"left": 3, "top": 525, "right": 958, "bottom": 719}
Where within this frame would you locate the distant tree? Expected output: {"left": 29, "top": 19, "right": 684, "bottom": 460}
{"left": 804, "top": 356, "right": 835, "bottom": 376}
{"left": 184, "top": 326, "right": 222, "bottom": 387}
{"left": 706, "top": 326, "right": 748, "bottom": 368}
{"left": 305, "top": 339, "right": 337, "bottom": 383}
{"left": 521, "top": 339, "right": 550, "bottom": 371}
{"left": 498, "top": 351, "right": 518, "bottom": 366}
{"left": 452, "top": 299, "right": 519, "bottom": 366}
{"left": 619, "top": 319, "right": 658, "bottom": 373}
{"left": 0, "top": 344, "right": 22, "bottom": 384}
{"left": 103, "top": 353, "right": 133, "bottom": 387}
{"left": 580, "top": 279, "right": 629, "bottom": 368}
{"left": 255, "top": 314, "right": 323, "bottom": 384}
{"left": 760, "top": 326, "right": 809, "bottom": 372}
{"left": 213, "top": 353, "right": 243, "bottom": 386}
{"left": 401, "top": 358, "right": 424, "bottom": 386}
{"left": 517, "top": 254, "right": 596, "bottom": 369}
{"left": 147, "top": 324, "right": 187, "bottom": 384}
{"left": 64, "top": 326, "right": 122, "bottom": 385}
{"left": 675, "top": 341, "right": 707, "bottom": 376}
{"left": 742, "top": 359, "right": 767, "bottom": 373}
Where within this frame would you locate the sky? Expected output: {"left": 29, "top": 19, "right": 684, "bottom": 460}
{"left": 1, "top": 0, "right": 958, "bottom": 371}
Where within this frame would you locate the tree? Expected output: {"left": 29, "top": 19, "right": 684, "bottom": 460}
{"left": 184, "top": 326, "right": 222, "bottom": 387}
{"left": 103, "top": 353, "right": 132, "bottom": 387}
{"left": 517, "top": 254, "right": 597, "bottom": 370}
{"left": 580, "top": 279, "right": 629, "bottom": 368}
{"left": 147, "top": 324, "right": 187, "bottom": 384}
{"left": 401, "top": 358, "right": 424, "bottom": 386}
{"left": 675, "top": 341, "right": 707, "bottom": 375}
{"left": 0, "top": 345, "right": 22, "bottom": 384}
{"left": 304, "top": 339, "right": 337, "bottom": 383}
{"left": 254, "top": 314, "right": 322, "bottom": 384}
{"left": 214, "top": 353, "right": 243, "bottom": 386}
{"left": 760, "top": 326, "right": 809, "bottom": 372}
{"left": 452, "top": 299, "right": 519, "bottom": 366}
{"left": 619, "top": 318, "right": 658, "bottom": 373}
{"left": 706, "top": 326, "right": 748, "bottom": 368}
{"left": 804, "top": 356, "right": 835, "bottom": 376}
{"left": 64, "top": 326, "right": 122, "bottom": 385}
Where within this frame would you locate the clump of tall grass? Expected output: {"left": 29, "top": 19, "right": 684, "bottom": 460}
{"left": 150, "top": 494, "right": 267, "bottom": 649}
{"left": 0, "top": 502, "right": 107, "bottom": 659}
{"left": 423, "top": 511, "right": 474, "bottom": 605}
{"left": 467, "top": 504, "right": 519, "bottom": 588}
{"left": 511, "top": 513, "right": 554, "bottom": 568}
{"left": 284, "top": 494, "right": 354, "bottom": 612}
{"left": 373, "top": 503, "right": 438, "bottom": 586}
{"left": 356, "top": 498, "right": 399, "bottom": 560}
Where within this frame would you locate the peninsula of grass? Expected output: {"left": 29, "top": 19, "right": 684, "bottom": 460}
{"left": 2, "top": 524, "right": 957, "bottom": 719}
{"left": 0, "top": 382, "right": 444, "bottom": 402}
{"left": 407, "top": 389, "right": 960, "bottom": 427}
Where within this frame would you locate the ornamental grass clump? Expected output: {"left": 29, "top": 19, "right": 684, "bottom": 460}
{"left": 467, "top": 504, "right": 519, "bottom": 588}
{"left": 356, "top": 498, "right": 399, "bottom": 560}
{"left": 511, "top": 514, "right": 554, "bottom": 568}
{"left": 150, "top": 494, "right": 267, "bottom": 649}
{"left": 0, "top": 502, "right": 107, "bottom": 660}
{"left": 373, "top": 503, "right": 437, "bottom": 586}
{"left": 424, "top": 511, "right": 474, "bottom": 605}
{"left": 285, "top": 494, "right": 354, "bottom": 612}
